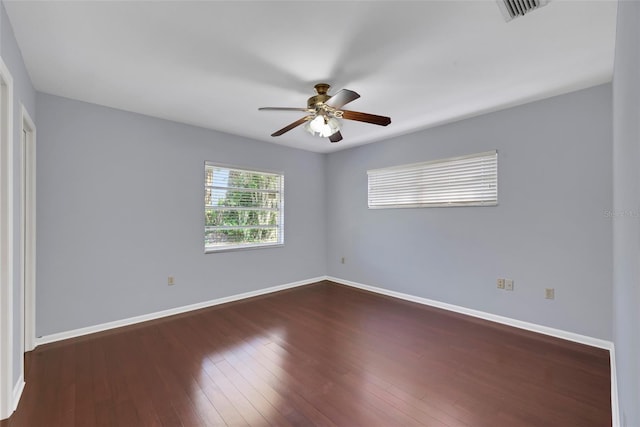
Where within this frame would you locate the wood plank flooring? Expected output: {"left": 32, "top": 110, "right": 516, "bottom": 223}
{"left": 1, "top": 281, "right": 611, "bottom": 426}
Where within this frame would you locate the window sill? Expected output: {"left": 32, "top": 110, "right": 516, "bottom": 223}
{"left": 204, "top": 243, "right": 284, "bottom": 254}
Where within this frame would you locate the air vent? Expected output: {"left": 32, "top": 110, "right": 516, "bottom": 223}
{"left": 497, "top": 0, "right": 549, "bottom": 22}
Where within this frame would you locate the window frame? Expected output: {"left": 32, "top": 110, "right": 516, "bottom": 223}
{"left": 204, "top": 162, "right": 284, "bottom": 253}
{"left": 367, "top": 150, "right": 498, "bottom": 209}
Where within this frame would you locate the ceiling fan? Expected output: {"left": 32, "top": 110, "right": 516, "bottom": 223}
{"left": 259, "top": 83, "right": 391, "bottom": 143}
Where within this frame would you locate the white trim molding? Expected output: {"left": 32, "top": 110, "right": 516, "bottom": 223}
{"left": 328, "top": 276, "right": 612, "bottom": 348}
{"left": 11, "top": 376, "right": 24, "bottom": 414}
{"left": 35, "top": 276, "right": 324, "bottom": 346}
{"left": 326, "top": 275, "right": 619, "bottom": 426}
{"left": 0, "top": 56, "right": 15, "bottom": 421}
{"left": 610, "top": 344, "right": 620, "bottom": 427}
{"left": 20, "top": 105, "right": 36, "bottom": 354}
{"left": 30, "top": 274, "right": 620, "bottom": 426}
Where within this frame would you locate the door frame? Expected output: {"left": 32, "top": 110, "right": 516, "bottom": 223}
{"left": 0, "top": 56, "right": 15, "bottom": 420}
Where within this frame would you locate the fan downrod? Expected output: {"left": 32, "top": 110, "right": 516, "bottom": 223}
{"left": 314, "top": 83, "right": 330, "bottom": 95}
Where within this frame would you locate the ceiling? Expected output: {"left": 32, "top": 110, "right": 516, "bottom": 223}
{"left": 4, "top": 0, "right": 617, "bottom": 153}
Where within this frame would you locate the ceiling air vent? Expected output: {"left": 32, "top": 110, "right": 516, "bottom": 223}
{"left": 497, "top": 0, "right": 549, "bottom": 22}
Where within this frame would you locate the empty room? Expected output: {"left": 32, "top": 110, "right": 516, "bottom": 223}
{"left": 0, "top": 1, "right": 638, "bottom": 426}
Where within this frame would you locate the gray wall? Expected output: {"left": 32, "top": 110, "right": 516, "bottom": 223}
{"left": 37, "top": 85, "right": 615, "bottom": 341}
{"left": 327, "top": 84, "right": 613, "bottom": 340}
{"left": 35, "top": 93, "right": 326, "bottom": 336}
{"left": 612, "top": 1, "right": 640, "bottom": 425}
{"left": 1, "top": 0, "right": 36, "bottom": 394}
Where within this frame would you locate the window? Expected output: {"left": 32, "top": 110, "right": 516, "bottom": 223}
{"left": 205, "top": 163, "right": 284, "bottom": 252}
{"left": 367, "top": 150, "right": 497, "bottom": 208}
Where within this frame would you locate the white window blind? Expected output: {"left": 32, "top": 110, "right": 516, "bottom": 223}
{"left": 205, "top": 163, "right": 284, "bottom": 252}
{"left": 367, "top": 151, "right": 497, "bottom": 208}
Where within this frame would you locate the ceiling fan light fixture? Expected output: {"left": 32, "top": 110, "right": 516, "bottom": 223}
{"left": 259, "top": 83, "right": 391, "bottom": 142}
{"left": 305, "top": 114, "right": 341, "bottom": 138}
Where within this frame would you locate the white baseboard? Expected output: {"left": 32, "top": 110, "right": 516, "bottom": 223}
{"left": 327, "top": 276, "right": 612, "bottom": 349}
{"left": 11, "top": 375, "right": 24, "bottom": 413}
{"left": 327, "top": 275, "right": 619, "bottom": 427}
{"left": 37, "top": 274, "right": 613, "bottom": 350}
{"left": 31, "top": 274, "right": 620, "bottom": 427}
{"left": 610, "top": 344, "right": 620, "bottom": 427}
{"left": 35, "top": 276, "right": 325, "bottom": 347}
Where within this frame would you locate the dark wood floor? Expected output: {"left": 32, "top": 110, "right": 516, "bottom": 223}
{"left": 1, "top": 281, "right": 611, "bottom": 427}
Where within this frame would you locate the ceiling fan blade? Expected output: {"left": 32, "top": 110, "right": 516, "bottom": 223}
{"left": 325, "top": 89, "right": 360, "bottom": 109}
{"left": 271, "top": 116, "right": 311, "bottom": 137}
{"left": 329, "top": 131, "right": 343, "bottom": 143}
{"left": 341, "top": 110, "right": 391, "bottom": 126}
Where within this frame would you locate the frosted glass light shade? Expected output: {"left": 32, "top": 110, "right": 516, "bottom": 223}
{"left": 305, "top": 115, "right": 341, "bottom": 138}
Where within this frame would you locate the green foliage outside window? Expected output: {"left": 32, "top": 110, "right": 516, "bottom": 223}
{"left": 205, "top": 166, "right": 283, "bottom": 250}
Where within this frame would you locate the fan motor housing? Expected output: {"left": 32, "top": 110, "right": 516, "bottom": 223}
{"left": 307, "top": 83, "right": 332, "bottom": 108}
{"left": 307, "top": 94, "right": 330, "bottom": 108}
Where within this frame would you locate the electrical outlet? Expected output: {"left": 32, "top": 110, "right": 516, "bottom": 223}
{"left": 168, "top": 276, "right": 175, "bottom": 286}
{"left": 505, "top": 279, "right": 514, "bottom": 291}
{"left": 545, "top": 288, "right": 555, "bottom": 299}
{"left": 497, "top": 278, "right": 505, "bottom": 289}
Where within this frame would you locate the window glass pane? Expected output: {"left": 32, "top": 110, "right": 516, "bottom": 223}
{"left": 206, "top": 190, "right": 280, "bottom": 209}
{"left": 205, "top": 163, "right": 283, "bottom": 252}
{"left": 205, "top": 227, "right": 280, "bottom": 247}
{"left": 205, "top": 209, "right": 279, "bottom": 227}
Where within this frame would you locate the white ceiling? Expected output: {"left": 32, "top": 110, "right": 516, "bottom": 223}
{"left": 4, "top": 0, "right": 617, "bottom": 153}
